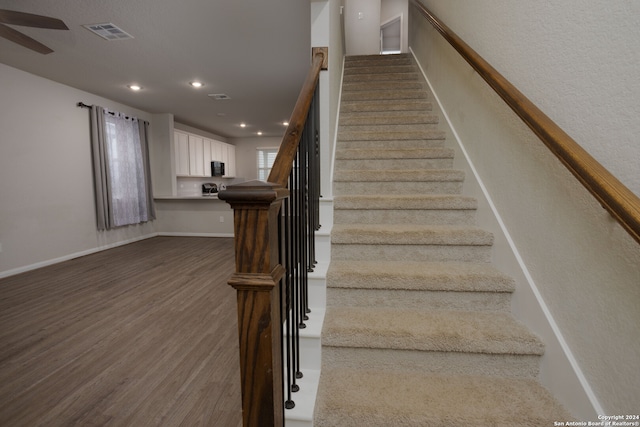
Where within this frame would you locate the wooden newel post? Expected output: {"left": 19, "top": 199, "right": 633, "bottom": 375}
{"left": 218, "top": 180, "right": 289, "bottom": 427}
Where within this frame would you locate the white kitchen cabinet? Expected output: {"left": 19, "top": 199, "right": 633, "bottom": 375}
{"left": 174, "top": 131, "right": 190, "bottom": 176}
{"left": 203, "top": 139, "right": 212, "bottom": 176}
{"left": 188, "top": 135, "right": 204, "bottom": 176}
{"left": 174, "top": 129, "right": 235, "bottom": 178}
{"left": 224, "top": 144, "right": 236, "bottom": 177}
{"left": 211, "top": 139, "right": 223, "bottom": 162}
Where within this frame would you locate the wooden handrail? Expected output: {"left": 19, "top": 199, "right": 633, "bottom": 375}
{"left": 411, "top": 0, "right": 640, "bottom": 244}
{"left": 218, "top": 47, "right": 327, "bottom": 427}
{"left": 268, "top": 47, "right": 327, "bottom": 187}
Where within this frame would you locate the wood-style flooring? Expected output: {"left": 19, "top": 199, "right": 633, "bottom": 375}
{"left": 0, "top": 236, "right": 242, "bottom": 427}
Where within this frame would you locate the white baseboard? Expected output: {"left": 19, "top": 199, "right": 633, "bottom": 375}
{"left": 156, "top": 232, "right": 234, "bottom": 238}
{"left": 410, "top": 47, "right": 601, "bottom": 419}
{"left": 0, "top": 233, "right": 158, "bottom": 279}
{"left": 0, "top": 232, "right": 238, "bottom": 279}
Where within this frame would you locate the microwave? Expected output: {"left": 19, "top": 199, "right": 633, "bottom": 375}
{"left": 211, "top": 161, "right": 225, "bottom": 177}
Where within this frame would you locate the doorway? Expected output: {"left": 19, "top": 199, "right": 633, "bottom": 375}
{"left": 380, "top": 15, "right": 402, "bottom": 54}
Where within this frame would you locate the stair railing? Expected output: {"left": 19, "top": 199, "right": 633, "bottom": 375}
{"left": 411, "top": 0, "right": 640, "bottom": 245}
{"left": 218, "top": 47, "right": 327, "bottom": 427}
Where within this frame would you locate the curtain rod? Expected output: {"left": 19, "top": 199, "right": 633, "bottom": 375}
{"left": 77, "top": 102, "right": 147, "bottom": 124}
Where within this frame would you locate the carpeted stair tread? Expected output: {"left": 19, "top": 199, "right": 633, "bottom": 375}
{"left": 341, "top": 98, "right": 433, "bottom": 112}
{"left": 339, "top": 124, "right": 439, "bottom": 134}
{"left": 340, "top": 111, "right": 438, "bottom": 126}
{"left": 342, "top": 90, "right": 427, "bottom": 102}
{"left": 314, "top": 368, "right": 573, "bottom": 427}
{"left": 336, "top": 147, "right": 453, "bottom": 160}
{"left": 343, "top": 81, "right": 425, "bottom": 92}
{"left": 338, "top": 129, "right": 446, "bottom": 141}
{"left": 339, "top": 139, "right": 445, "bottom": 150}
{"left": 334, "top": 169, "right": 463, "bottom": 183}
{"left": 331, "top": 224, "right": 493, "bottom": 246}
{"left": 344, "top": 65, "right": 417, "bottom": 75}
{"left": 327, "top": 260, "right": 514, "bottom": 292}
{"left": 343, "top": 72, "right": 422, "bottom": 84}
{"left": 316, "top": 53, "right": 572, "bottom": 424}
{"left": 322, "top": 307, "right": 544, "bottom": 355}
{"left": 334, "top": 194, "right": 476, "bottom": 210}
{"left": 345, "top": 54, "right": 413, "bottom": 67}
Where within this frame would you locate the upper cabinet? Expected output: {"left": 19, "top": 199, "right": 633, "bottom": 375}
{"left": 174, "top": 131, "right": 190, "bottom": 176}
{"left": 188, "top": 135, "right": 205, "bottom": 176}
{"left": 173, "top": 130, "right": 236, "bottom": 178}
{"left": 224, "top": 144, "right": 236, "bottom": 177}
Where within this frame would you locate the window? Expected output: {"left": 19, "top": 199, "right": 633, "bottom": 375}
{"left": 89, "top": 105, "right": 155, "bottom": 231}
{"left": 257, "top": 148, "right": 278, "bottom": 181}
{"left": 104, "top": 112, "right": 149, "bottom": 227}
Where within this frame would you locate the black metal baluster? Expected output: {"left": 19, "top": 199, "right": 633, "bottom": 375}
{"left": 282, "top": 197, "right": 296, "bottom": 409}
{"left": 282, "top": 88, "right": 323, "bottom": 411}
{"left": 301, "top": 116, "right": 311, "bottom": 320}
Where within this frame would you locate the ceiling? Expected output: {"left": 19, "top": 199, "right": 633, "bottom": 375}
{"left": 0, "top": 0, "right": 311, "bottom": 138}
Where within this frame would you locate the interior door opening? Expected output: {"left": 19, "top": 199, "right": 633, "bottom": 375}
{"left": 380, "top": 15, "right": 402, "bottom": 54}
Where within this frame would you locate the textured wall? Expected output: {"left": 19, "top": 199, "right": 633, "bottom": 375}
{"left": 410, "top": 0, "right": 640, "bottom": 417}
{"left": 415, "top": 0, "right": 640, "bottom": 197}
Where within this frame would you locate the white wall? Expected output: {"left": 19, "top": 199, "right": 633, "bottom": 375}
{"left": 414, "top": 0, "right": 640, "bottom": 197}
{"left": 0, "top": 64, "right": 157, "bottom": 276}
{"left": 410, "top": 0, "right": 640, "bottom": 417}
{"left": 232, "top": 136, "right": 281, "bottom": 182}
{"left": 150, "top": 113, "right": 175, "bottom": 196}
{"left": 344, "top": 0, "right": 381, "bottom": 55}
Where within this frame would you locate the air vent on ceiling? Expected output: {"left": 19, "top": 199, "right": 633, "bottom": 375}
{"left": 83, "top": 23, "right": 134, "bottom": 41}
{"left": 208, "top": 94, "right": 231, "bottom": 100}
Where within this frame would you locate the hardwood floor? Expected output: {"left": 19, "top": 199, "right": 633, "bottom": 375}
{"left": 0, "top": 237, "right": 242, "bottom": 427}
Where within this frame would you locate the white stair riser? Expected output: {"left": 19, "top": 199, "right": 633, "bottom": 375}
{"left": 308, "top": 277, "right": 326, "bottom": 309}
{"left": 314, "top": 234, "right": 331, "bottom": 263}
{"left": 319, "top": 201, "right": 334, "bottom": 230}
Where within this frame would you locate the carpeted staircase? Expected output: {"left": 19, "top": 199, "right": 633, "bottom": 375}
{"left": 313, "top": 54, "right": 572, "bottom": 426}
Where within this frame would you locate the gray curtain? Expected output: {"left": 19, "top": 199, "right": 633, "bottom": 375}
{"left": 138, "top": 120, "right": 156, "bottom": 221}
{"left": 89, "top": 105, "right": 155, "bottom": 230}
{"left": 90, "top": 105, "right": 112, "bottom": 231}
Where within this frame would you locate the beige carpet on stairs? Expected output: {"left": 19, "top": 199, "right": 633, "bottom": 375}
{"left": 313, "top": 53, "right": 573, "bottom": 426}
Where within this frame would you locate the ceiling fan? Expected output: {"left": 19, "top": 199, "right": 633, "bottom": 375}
{"left": 0, "top": 9, "right": 69, "bottom": 54}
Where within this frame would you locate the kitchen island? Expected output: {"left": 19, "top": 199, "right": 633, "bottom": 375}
{"left": 154, "top": 195, "right": 234, "bottom": 237}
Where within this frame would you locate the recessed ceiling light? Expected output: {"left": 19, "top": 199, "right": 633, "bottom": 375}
{"left": 240, "top": 123, "right": 246, "bottom": 128}
{"left": 283, "top": 121, "right": 289, "bottom": 126}
{"left": 257, "top": 131, "right": 263, "bottom": 136}
{"left": 190, "top": 81, "right": 204, "bottom": 88}
{"left": 128, "top": 84, "right": 142, "bottom": 91}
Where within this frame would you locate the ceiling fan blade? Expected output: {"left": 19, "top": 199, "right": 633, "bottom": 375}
{"left": 0, "top": 22, "right": 54, "bottom": 54}
{"left": 0, "top": 9, "right": 69, "bottom": 30}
